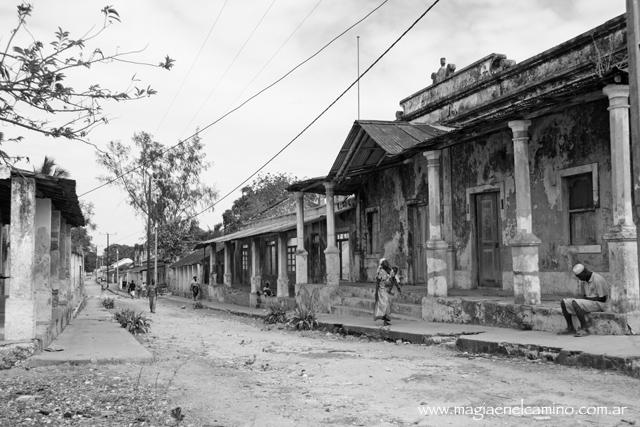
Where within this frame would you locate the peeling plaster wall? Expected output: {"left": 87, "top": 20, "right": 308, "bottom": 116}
{"left": 449, "top": 100, "right": 612, "bottom": 295}
{"left": 451, "top": 130, "right": 516, "bottom": 290}
{"left": 360, "top": 159, "right": 429, "bottom": 282}
{"left": 529, "top": 99, "right": 612, "bottom": 293}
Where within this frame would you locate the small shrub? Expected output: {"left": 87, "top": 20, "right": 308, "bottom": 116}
{"left": 114, "top": 309, "right": 151, "bottom": 335}
{"left": 101, "top": 297, "right": 115, "bottom": 309}
{"left": 287, "top": 306, "right": 318, "bottom": 330}
{"left": 264, "top": 304, "right": 288, "bottom": 324}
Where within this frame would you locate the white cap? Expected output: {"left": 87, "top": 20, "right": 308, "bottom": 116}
{"left": 572, "top": 264, "right": 584, "bottom": 275}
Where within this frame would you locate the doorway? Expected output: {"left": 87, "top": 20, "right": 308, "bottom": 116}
{"left": 337, "top": 232, "right": 350, "bottom": 281}
{"left": 408, "top": 204, "right": 427, "bottom": 284}
{"left": 475, "top": 192, "right": 501, "bottom": 287}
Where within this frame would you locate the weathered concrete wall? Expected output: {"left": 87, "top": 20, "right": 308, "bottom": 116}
{"left": 358, "top": 157, "right": 430, "bottom": 283}
{"left": 34, "top": 198, "right": 52, "bottom": 342}
{"left": 5, "top": 177, "right": 37, "bottom": 341}
{"left": 448, "top": 100, "right": 612, "bottom": 295}
{"left": 402, "top": 16, "right": 626, "bottom": 125}
{"left": 450, "top": 129, "right": 516, "bottom": 290}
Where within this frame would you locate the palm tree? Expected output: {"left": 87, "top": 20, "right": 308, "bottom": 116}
{"left": 35, "top": 155, "right": 70, "bottom": 178}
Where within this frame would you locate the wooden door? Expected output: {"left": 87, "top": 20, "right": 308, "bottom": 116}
{"left": 337, "top": 232, "right": 350, "bottom": 281}
{"left": 240, "top": 244, "right": 250, "bottom": 286}
{"left": 475, "top": 192, "right": 501, "bottom": 287}
{"left": 408, "top": 205, "right": 426, "bottom": 284}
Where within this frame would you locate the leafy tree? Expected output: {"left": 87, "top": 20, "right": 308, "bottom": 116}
{"left": 96, "top": 131, "right": 217, "bottom": 260}
{"left": 102, "top": 243, "right": 135, "bottom": 264}
{"left": 34, "top": 155, "right": 69, "bottom": 177}
{"left": 0, "top": 3, "right": 174, "bottom": 163}
{"left": 71, "top": 200, "right": 96, "bottom": 271}
{"left": 220, "top": 172, "right": 322, "bottom": 233}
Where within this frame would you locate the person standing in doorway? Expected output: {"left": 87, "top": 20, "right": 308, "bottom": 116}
{"left": 190, "top": 276, "right": 200, "bottom": 301}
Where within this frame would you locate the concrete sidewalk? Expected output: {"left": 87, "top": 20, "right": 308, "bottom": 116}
{"left": 28, "top": 282, "right": 153, "bottom": 367}
{"left": 160, "top": 293, "right": 640, "bottom": 378}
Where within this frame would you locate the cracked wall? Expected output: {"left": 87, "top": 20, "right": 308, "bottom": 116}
{"left": 449, "top": 99, "right": 612, "bottom": 294}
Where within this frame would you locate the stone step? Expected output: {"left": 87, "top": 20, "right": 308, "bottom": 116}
{"left": 331, "top": 305, "right": 419, "bottom": 322}
{"left": 337, "top": 286, "right": 424, "bottom": 305}
{"left": 337, "top": 297, "right": 423, "bottom": 319}
{"left": 422, "top": 297, "right": 633, "bottom": 335}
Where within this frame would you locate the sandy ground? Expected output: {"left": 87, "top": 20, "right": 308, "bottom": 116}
{"left": 105, "top": 293, "right": 639, "bottom": 426}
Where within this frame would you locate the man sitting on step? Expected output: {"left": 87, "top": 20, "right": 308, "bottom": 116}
{"left": 558, "top": 263, "right": 610, "bottom": 337}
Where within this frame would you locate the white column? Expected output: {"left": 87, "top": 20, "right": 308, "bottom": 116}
{"left": 602, "top": 84, "right": 640, "bottom": 313}
{"left": 423, "top": 150, "right": 449, "bottom": 297}
{"left": 295, "top": 191, "right": 308, "bottom": 285}
{"left": 277, "top": 234, "right": 289, "bottom": 297}
{"left": 209, "top": 244, "right": 215, "bottom": 285}
{"left": 324, "top": 182, "right": 340, "bottom": 286}
{"left": 58, "top": 218, "right": 68, "bottom": 305}
{"left": 35, "top": 198, "right": 52, "bottom": 340}
{"left": 224, "top": 242, "right": 232, "bottom": 286}
{"left": 64, "top": 223, "right": 72, "bottom": 304}
{"left": 50, "top": 210, "right": 61, "bottom": 305}
{"left": 5, "top": 177, "right": 37, "bottom": 340}
{"left": 250, "top": 238, "right": 261, "bottom": 294}
{"left": 508, "top": 120, "right": 541, "bottom": 305}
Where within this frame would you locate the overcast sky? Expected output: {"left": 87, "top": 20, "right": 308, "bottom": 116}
{"left": 0, "top": 0, "right": 626, "bottom": 252}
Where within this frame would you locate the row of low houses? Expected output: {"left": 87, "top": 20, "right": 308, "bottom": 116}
{"left": 169, "top": 14, "right": 640, "bottom": 334}
{"left": 0, "top": 169, "right": 85, "bottom": 347}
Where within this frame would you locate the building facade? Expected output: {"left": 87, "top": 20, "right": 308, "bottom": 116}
{"left": 0, "top": 170, "right": 85, "bottom": 347}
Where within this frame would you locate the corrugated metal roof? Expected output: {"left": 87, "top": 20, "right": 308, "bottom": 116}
{"left": 171, "top": 246, "right": 211, "bottom": 268}
{"left": 327, "top": 120, "right": 449, "bottom": 181}
{"left": 195, "top": 202, "right": 354, "bottom": 245}
{"left": 0, "top": 169, "right": 85, "bottom": 226}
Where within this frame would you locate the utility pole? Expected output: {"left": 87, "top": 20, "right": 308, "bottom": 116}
{"left": 628, "top": 0, "right": 640, "bottom": 209}
{"left": 105, "top": 233, "right": 110, "bottom": 287}
{"left": 146, "top": 174, "right": 152, "bottom": 290}
{"left": 116, "top": 247, "right": 119, "bottom": 289}
{"left": 357, "top": 35, "right": 360, "bottom": 120}
{"left": 154, "top": 222, "right": 158, "bottom": 289}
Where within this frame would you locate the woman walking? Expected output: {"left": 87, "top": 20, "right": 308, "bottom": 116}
{"left": 374, "top": 258, "right": 400, "bottom": 326}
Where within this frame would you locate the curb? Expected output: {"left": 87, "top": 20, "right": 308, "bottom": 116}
{"left": 456, "top": 337, "right": 640, "bottom": 379}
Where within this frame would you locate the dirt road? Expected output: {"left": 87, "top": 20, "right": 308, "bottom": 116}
{"left": 105, "top": 293, "right": 639, "bottom": 427}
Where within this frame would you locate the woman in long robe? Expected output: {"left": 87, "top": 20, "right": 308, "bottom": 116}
{"left": 374, "top": 258, "right": 393, "bottom": 325}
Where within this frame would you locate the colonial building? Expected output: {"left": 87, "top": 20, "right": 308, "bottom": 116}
{"left": 199, "top": 14, "right": 640, "bottom": 334}
{"left": 0, "top": 169, "right": 85, "bottom": 347}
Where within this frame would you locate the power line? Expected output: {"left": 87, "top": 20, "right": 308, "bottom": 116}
{"left": 182, "top": 0, "right": 277, "bottom": 134}
{"left": 230, "top": 0, "right": 323, "bottom": 104}
{"left": 155, "top": 0, "right": 231, "bottom": 132}
{"left": 78, "top": 0, "right": 390, "bottom": 199}
{"left": 186, "top": 0, "right": 443, "bottom": 222}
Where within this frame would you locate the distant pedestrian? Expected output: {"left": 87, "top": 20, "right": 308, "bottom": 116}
{"left": 128, "top": 280, "right": 136, "bottom": 299}
{"left": 190, "top": 276, "right": 200, "bottom": 301}
{"left": 148, "top": 279, "right": 157, "bottom": 313}
{"left": 373, "top": 258, "right": 400, "bottom": 326}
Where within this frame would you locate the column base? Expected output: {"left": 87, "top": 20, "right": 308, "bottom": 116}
{"left": 324, "top": 246, "right": 340, "bottom": 286}
{"left": 4, "top": 298, "right": 36, "bottom": 340}
{"left": 510, "top": 231, "right": 541, "bottom": 305}
{"left": 223, "top": 273, "right": 232, "bottom": 287}
{"left": 426, "top": 240, "right": 449, "bottom": 297}
{"left": 603, "top": 225, "right": 640, "bottom": 313}
{"left": 277, "top": 276, "right": 289, "bottom": 297}
{"left": 250, "top": 275, "right": 262, "bottom": 294}
{"left": 295, "top": 250, "right": 308, "bottom": 285}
